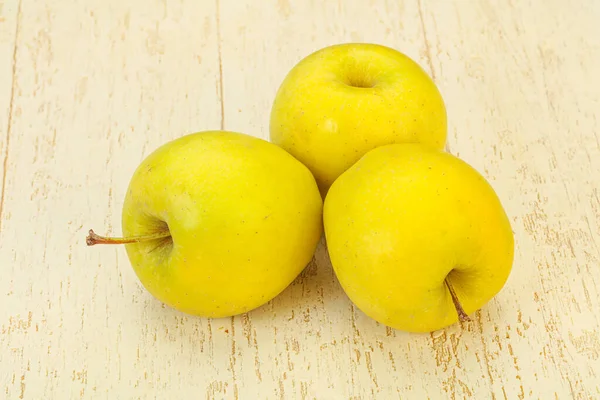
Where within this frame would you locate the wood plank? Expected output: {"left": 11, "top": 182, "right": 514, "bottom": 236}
{"left": 0, "top": 0, "right": 223, "bottom": 398}
{"left": 217, "top": 1, "right": 462, "bottom": 398}
{"left": 0, "top": 0, "right": 21, "bottom": 235}
{"left": 418, "top": 0, "right": 600, "bottom": 397}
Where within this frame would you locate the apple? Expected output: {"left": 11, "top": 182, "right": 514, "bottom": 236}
{"left": 87, "top": 130, "right": 323, "bottom": 318}
{"left": 270, "top": 42, "right": 447, "bottom": 197}
{"left": 323, "top": 143, "right": 514, "bottom": 333}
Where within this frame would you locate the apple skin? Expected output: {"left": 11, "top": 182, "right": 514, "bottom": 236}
{"left": 323, "top": 143, "right": 514, "bottom": 333}
{"left": 121, "top": 131, "right": 323, "bottom": 318}
{"left": 270, "top": 43, "right": 447, "bottom": 197}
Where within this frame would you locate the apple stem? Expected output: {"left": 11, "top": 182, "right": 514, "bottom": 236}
{"left": 445, "top": 279, "right": 470, "bottom": 322}
{"left": 86, "top": 229, "right": 171, "bottom": 246}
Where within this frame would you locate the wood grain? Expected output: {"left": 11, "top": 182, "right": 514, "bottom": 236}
{"left": 1, "top": 0, "right": 599, "bottom": 398}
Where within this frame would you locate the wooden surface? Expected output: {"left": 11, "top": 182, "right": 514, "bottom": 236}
{"left": 1, "top": 0, "right": 599, "bottom": 398}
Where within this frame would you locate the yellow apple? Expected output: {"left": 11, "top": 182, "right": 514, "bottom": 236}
{"left": 87, "top": 130, "right": 323, "bottom": 318}
{"left": 323, "top": 143, "right": 514, "bottom": 333}
{"left": 270, "top": 42, "right": 447, "bottom": 196}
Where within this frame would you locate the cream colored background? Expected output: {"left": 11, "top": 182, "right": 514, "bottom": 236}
{"left": 1, "top": 0, "right": 599, "bottom": 399}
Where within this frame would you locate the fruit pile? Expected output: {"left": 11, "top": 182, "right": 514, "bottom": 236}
{"left": 87, "top": 43, "right": 514, "bottom": 333}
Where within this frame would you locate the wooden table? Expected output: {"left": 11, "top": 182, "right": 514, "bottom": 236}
{"left": 1, "top": 1, "right": 599, "bottom": 398}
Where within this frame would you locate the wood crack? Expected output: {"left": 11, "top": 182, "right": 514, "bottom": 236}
{"left": 416, "top": 0, "right": 437, "bottom": 81}
{"left": 215, "top": 0, "right": 225, "bottom": 130}
{"left": 416, "top": 0, "right": 452, "bottom": 154}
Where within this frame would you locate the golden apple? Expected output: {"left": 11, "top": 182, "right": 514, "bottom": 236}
{"left": 87, "top": 131, "right": 323, "bottom": 318}
{"left": 270, "top": 43, "right": 447, "bottom": 196}
{"left": 323, "top": 143, "right": 514, "bottom": 333}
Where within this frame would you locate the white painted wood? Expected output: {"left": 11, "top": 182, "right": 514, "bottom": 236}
{"left": 1, "top": 0, "right": 599, "bottom": 398}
